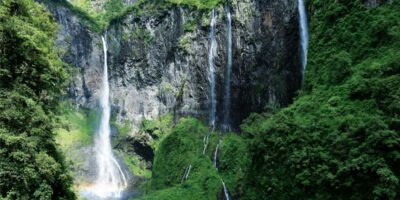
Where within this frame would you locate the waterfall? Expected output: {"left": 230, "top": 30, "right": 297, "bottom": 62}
{"left": 222, "top": 4, "right": 232, "bottom": 131}
{"left": 298, "top": 0, "right": 309, "bottom": 78}
{"left": 84, "top": 36, "right": 128, "bottom": 199}
{"left": 203, "top": 133, "right": 210, "bottom": 155}
{"left": 208, "top": 9, "right": 217, "bottom": 127}
{"left": 212, "top": 139, "right": 231, "bottom": 200}
{"left": 181, "top": 164, "right": 192, "bottom": 183}
{"left": 213, "top": 139, "right": 221, "bottom": 168}
{"left": 221, "top": 179, "right": 231, "bottom": 200}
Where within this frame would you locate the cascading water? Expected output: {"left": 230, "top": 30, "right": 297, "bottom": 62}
{"left": 221, "top": 179, "right": 231, "bottom": 200}
{"left": 208, "top": 9, "right": 218, "bottom": 127}
{"left": 82, "top": 36, "right": 128, "bottom": 199}
{"left": 212, "top": 139, "right": 231, "bottom": 200}
{"left": 181, "top": 164, "right": 192, "bottom": 183}
{"left": 213, "top": 139, "right": 221, "bottom": 168}
{"left": 222, "top": 4, "right": 232, "bottom": 131}
{"left": 203, "top": 133, "right": 210, "bottom": 155}
{"left": 298, "top": 0, "right": 309, "bottom": 78}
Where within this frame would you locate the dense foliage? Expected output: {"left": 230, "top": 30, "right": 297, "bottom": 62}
{"left": 242, "top": 1, "right": 400, "bottom": 199}
{"left": 137, "top": 118, "right": 250, "bottom": 200}
{"left": 0, "top": 0, "right": 74, "bottom": 199}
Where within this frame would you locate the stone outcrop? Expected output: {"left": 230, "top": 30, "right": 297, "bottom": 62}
{"left": 44, "top": 0, "right": 302, "bottom": 131}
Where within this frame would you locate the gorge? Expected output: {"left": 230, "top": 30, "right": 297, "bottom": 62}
{"left": 0, "top": 0, "right": 399, "bottom": 200}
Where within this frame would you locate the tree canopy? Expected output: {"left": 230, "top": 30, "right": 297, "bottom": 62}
{"left": 0, "top": 0, "right": 74, "bottom": 199}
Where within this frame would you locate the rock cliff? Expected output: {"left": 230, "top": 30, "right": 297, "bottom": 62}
{"left": 43, "top": 0, "right": 301, "bottom": 131}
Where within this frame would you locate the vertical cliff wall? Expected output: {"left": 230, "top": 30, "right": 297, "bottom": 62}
{"left": 43, "top": 0, "right": 301, "bottom": 131}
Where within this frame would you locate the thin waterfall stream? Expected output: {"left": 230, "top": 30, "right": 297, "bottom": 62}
{"left": 222, "top": 179, "right": 231, "bottom": 200}
{"left": 181, "top": 164, "right": 192, "bottom": 183}
{"left": 222, "top": 4, "right": 233, "bottom": 131}
{"left": 213, "top": 139, "right": 221, "bottom": 169}
{"left": 208, "top": 9, "right": 218, "bottom": 127}
{"left": 82, "top": 36, "right": 128, "bottom": 199}
{"left": 298, "top": 0, "right": 309, "bottom": 78}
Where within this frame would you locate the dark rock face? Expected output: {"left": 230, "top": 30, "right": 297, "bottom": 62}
{"left": 228, "top": 0, "right": 301, "bottom": 127}
{"left": 44, "top": 0, "right": 301, "bottom": 130}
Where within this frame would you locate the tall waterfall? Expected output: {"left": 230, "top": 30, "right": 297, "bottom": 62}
{"left": 208, "top": 9, "right": 217, "bottom": 127}
{"left": 298, "top": 0, "right": 309, "bottom": 78}
{"left": 85, "top": 36, "right": 128, "bottom": 199}
{"left": 222, "top": 4, "right": 232, "bottom": 131}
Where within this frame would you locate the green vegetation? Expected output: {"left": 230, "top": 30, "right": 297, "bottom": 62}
{"left": 140, "top": 114, "right": 174, "bottom": 150}
{"left": 139, "top": 118, "right": 221, "bottom": 200}
{"left": 137, "top": 118, "right": 250, "bottom": 200}
{"left": 41, "top": 0, "right": 222, "bottom": 33}
{"left": 39, "top": 0, "right": 135, "bottom": 32}
{"left": 67, "top": 0, "right": 93, "bottom": 14}
{"left": 111, "top": 116, "right": 132, "bottom": 138}
{"left": 122, "top": 154, "right": 152, "bottom": 178}
{"left": 56, "top": 102, "right": 98, "bottom": 150}
{"left": 241, "top": 1, "right": 400, "bottom": 199}
{"left": 0, "top": 0, "right": 74, "bottom": 199}
{"left": 218, "top": 134, "right": 250, "bottom": 198}
{"left": 178, "top": 35, "right": 193, "bottom": 51}
{"left": 131, "top": 28, "right": 154, "bottom": 45}
{"left": 2, "top": 0, "right": 398, "bottom": 199}
{"left": 39, "top": 0, "right": 102, "bottom": 32}
{"left": 183, "top": 18, "right": 197, "bottom": 32}
{"left": 54, "top": 103, "right": 99, "bottom": 185}
{"left": 150, "top": 118, "right": 207, "bottom": 189}
{"left": 168, "top": 0, "right": 222, "bottom": 10}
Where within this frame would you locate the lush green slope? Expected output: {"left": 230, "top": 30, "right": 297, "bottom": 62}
{"left": 242, "top": 1, "right": 400, "bottom": 199}
{"left": 138, "top": 118, "right": 250, "bottom": 200}
{"left": 0, "top": 0, "right": 75, "bottom": 199}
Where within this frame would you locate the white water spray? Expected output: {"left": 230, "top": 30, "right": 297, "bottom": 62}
{"left": 298, "top": 0, "right": 309, "bottom": 78}
{"left": 83, "top": 36, "right": 128, "bottom": 199}
{"left": 208, "top": 9, "right": 218, "bottom": 127}
{"left": 222, "top": 4, "right": 232, "bottom": 131}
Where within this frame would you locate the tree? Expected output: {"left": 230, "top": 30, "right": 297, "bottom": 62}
{"left": 0, "top": 0, "right": 74, "bottom": 199}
